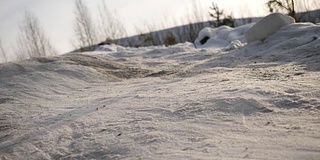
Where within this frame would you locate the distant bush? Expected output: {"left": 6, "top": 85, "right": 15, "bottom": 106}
{"left": 163, "top": 32, "right": 177, "bottom": 46}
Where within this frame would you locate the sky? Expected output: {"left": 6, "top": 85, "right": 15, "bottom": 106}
{"left": 0, "top": 0, "right": 274, "bottom": 61}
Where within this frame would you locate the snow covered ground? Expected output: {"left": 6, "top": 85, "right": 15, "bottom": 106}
{"left": 1, "top": 15, "right": 320, "bottom": 159}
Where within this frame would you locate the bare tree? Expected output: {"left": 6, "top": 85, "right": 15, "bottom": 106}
{"left": 0, "top": 38, "right": 8, "bottom": 63}
{"left": 98, "top": 0, "right": 127, "bottom": 42}
{"left": 16, "top": 11, "right": 57, "bottom": 59}
{"left": 267, "top": 0, "right": 297, "bottom": 20}
{"left": 73, "top": 0, "right": 97, "bottom": 51}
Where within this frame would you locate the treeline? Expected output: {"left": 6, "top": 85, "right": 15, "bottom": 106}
{"left": 1, "top": 0, "right": 320, "bottom": 63}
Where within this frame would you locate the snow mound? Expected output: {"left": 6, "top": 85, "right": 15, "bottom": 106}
{"left": 245, "top": 13, "right": 295, "bottom": 43}
{"left": 195, "top": 13, "right": 296, "bottom": 50}
{"left": 195, "top": 23, "right": 254, "bottom": 49}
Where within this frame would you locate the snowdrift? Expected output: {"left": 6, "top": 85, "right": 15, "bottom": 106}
{"left": 0, "top": 13, "right": 320, "bottom": 159}
{"left": 194, "top": 23, "right": 254, "bottom": 49}
{"left": 195, "top": 13, "right": 297, "bottom": 49}
{"left": 245, "top": 13, "right": 295, "bottom": 43}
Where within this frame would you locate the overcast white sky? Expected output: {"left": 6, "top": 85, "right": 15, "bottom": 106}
{"left": 0, "top": 0, "right": 273, "bottom": 59}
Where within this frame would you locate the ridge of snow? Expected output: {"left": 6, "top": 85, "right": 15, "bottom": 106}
{"left": 194, "top": 23, "right": 254, "bottom": 49}
{"left": 245, "top": 13, "right": 295, "bottom": 43}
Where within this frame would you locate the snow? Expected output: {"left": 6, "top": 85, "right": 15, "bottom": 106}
{"left": 195, "top": 23, "right": 255, "bottom": 49}
{"left": 245, "top": 13, "right": 295, "bottom": 43}
{"left": 195, "top": 13, "right": 296, "bottom": 49}
{"left": 95, "top": 44, "right": 127, "bottom": 52}
{"left": 1, "top": 14, "right": 320, "bottom": 159}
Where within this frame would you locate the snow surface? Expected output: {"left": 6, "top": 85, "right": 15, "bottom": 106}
{"left": 245, "top": 13, "right": 295, "bottom": 43}
{"left": 195, "top": 13, "right": 297, "bottom": 49}
{"left": 1, "top": 20, "right": 320, "bottom": 159}
{"left": 194, "top": 23, "right": 254, "bottom": 49}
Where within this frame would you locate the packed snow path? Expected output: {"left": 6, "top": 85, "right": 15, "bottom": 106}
{"left": 1, "top": 23, "right": 320, "bottom": 159}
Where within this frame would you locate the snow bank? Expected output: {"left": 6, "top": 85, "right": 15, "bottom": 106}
{"left": 195, "top": 23, "right": 254, "bottom": 49}
{"left": 245, "top": 13, "right": 295, "bottom": 43}
{"left": 195, "top": 13, "right": 296, "bottom": 50}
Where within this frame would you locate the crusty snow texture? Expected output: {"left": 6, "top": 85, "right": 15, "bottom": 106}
{"left": 0, "top": 16, "right": 320, "bottom": 160}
